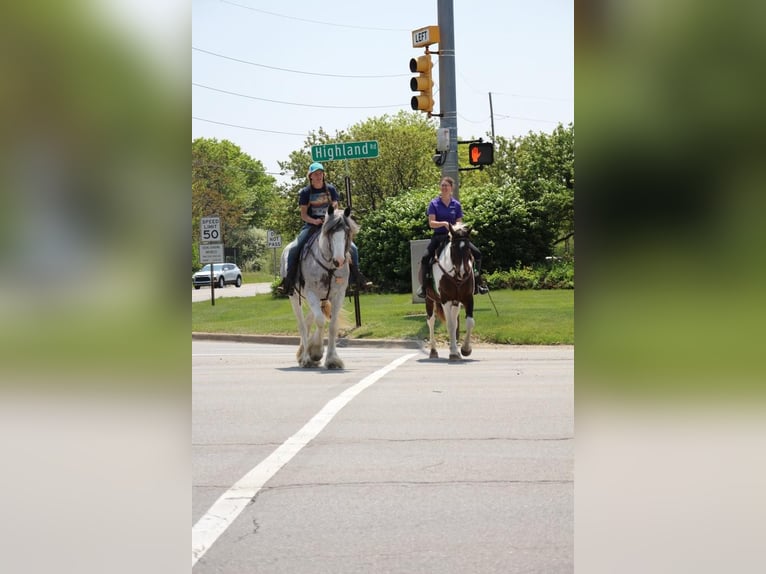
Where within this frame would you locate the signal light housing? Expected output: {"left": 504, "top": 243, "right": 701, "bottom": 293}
{"left": 409, "top": 54, "right": 433, "bottom": 114}
{"left": 468, "top": 142, "right": 494, "bottom": 166}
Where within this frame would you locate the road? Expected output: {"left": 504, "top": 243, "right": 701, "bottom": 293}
{"left": 192, "top": 281, "right": 273, "bottom": 303}
{"left": 192, "top": 340, "right": 573, "bottom": 573}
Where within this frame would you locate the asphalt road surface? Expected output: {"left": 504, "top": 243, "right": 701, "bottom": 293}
{"left": 192, "top": 281, "right": 273, "bottom": 303}
{"left": 192, "top": 340, "right": 573, "bottom": 573}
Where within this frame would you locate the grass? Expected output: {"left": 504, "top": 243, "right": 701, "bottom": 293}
{"left": 192, "top": 289, "right": 573, "bottom": 345}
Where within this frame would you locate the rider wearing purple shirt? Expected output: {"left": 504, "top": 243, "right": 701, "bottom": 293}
{"left": 416, "top": 176, "right": 488, "bottom": 297}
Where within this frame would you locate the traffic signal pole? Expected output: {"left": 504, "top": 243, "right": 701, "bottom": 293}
{"left": 437, "top": 0, "right": 459, "bottom": 198}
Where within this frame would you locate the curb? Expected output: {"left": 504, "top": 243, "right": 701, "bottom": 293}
{"left": 192, "top": 332, "right": 422, "bottom": 349}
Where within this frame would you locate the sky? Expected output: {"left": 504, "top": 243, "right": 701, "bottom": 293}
{"left": 192, "top": 0, "right": 573, "bottom": 182}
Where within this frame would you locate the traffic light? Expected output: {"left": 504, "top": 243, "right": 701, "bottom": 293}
{"left": 468, "top": 142, "right": 494, "bottom": 166}
{"left": 409, "top": 53, "right": 433, "bottom": 114}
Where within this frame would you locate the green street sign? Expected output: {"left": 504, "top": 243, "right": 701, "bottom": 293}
{"left": 311, "top": 140, "right": 379, "bottom": 162}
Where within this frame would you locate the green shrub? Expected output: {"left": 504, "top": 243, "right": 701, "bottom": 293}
{"left": 342, "top": 183, "right": 573, "bottom": 294}
{"left": 485, "top": 259, "right": 574, "bottom": 290}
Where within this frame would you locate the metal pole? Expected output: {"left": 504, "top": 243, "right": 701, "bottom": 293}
{"left": 210, "top": 264, "right": 215, "bottom": 306}
{"left": 489, "top": 92, "right": 496, "bottom": 142}
{"left": 437, "top": 0, "right": 459, "bottom": 198}
{"left": 344, "top": 175, "right": 361, "bottom": 327}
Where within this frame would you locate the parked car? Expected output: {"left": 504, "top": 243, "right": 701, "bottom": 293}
{"left": 193, "top": 263, "right": 242, "bottom": 289}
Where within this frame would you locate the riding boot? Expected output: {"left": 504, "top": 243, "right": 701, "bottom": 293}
{"left": 474, "top": 273, "right": 489, "bottom": 295}
{"left": 416, "top": 257, "right": 431, "bottom": 298}
{"left": 350, "top": 263, "right": 373, "bottom": 291}
{"left": 417, "top": 266, "right": 430, "bottom": 298}
{"left": 277, "top": 267, "right": 297, "bottom": 296}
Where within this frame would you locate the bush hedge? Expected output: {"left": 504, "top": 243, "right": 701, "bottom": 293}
{"left": 354, "top": 184, "right": 571, "bottom": 293}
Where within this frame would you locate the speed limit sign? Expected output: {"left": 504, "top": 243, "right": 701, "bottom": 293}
{"left": 200, "top": 216, "right": 221, "bottom": 243}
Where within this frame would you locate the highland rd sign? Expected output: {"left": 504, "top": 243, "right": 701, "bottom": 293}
{"left": 311, "top": 140, "right": 379, "bottom": 162}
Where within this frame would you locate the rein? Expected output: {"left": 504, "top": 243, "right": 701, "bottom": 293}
{"left": 436, "top": 259, "right": 473, "bottom": 286}
{"left": 437, "top": 241, "right": 474, "bottom": 288}
{"left": 308, "top": 217, "right": 350, "bottom": 300}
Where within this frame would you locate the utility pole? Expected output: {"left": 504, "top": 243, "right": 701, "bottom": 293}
{"left": 489, "top": 92, "right": 496, "bottom": 142}
{"left": 437, "top": 0, "right": 459, "bottom": 198}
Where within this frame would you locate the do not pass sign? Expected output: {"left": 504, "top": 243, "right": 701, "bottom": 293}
{"left": 267, "top": 230, "right": 282, "bottom": 248}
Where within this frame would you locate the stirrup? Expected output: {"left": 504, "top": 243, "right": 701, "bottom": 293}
{"left": 351, "top": 268, "right": 373, "bottom": 291}
{"left": 277, "top": 277, "right": 295, "bottom": 296}
{"left": 416, "top": 286, "right": 426, "bottom": 298}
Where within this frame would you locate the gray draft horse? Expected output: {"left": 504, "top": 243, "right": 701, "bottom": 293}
{"left": 280, "top": 205, "right": 359, "bottom": 369}
{"left": 424, "top": 222, "right": 476, "bottom": 361}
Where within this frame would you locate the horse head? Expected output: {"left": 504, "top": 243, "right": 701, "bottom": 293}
{"left": 321, "top": 205, "right": 358, "bottom": 269}
{"left": 448, "top": 223, "right": 474, "bottom": 278}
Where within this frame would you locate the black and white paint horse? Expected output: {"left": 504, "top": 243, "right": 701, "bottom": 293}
{"left": 424, "top": 223, "right": 476, "bottom": 361}
{"left": 280, "top": 206, "right": 359, "bottom": 369}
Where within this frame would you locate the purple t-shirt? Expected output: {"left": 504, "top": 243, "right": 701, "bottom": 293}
{"left": 299, "top": 184, "right": 340, "bottom": 219}
{"left": 427, "top": 196, "right": 463, "bottom": 235}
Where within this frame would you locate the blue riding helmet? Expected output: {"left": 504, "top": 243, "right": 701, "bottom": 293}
{"left": 308, "top": 162, "right": 324, "bottom": 175}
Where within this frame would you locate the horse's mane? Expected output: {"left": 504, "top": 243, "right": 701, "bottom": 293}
{"left": 322, "top": 206, "right": 359, "bottom": 238}
{"left": 449, "top": 222, "right": 473, "bottom": 239}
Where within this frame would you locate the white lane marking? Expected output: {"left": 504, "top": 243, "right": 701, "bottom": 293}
{"left": 191, "top": 352, "right": 418, "bottom": 567}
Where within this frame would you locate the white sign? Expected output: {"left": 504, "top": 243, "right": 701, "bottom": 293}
{"left": 199, "top": 242, "right": 224, "bottom": 264}
{"left": 267, "top": 230, "right": 282, "bottom": 248}
{"left": 437, "top": 128, "right": 450, "bottom": 151}
{"left": 412, "top": 25, "right": 440, "bottom": 48}
{"left": 200, "top": 217, "right": 221, "bottom": 243}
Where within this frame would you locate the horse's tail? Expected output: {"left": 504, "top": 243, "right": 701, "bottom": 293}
{"left": 320, "top": 299, "right": 332, "bottom": 319}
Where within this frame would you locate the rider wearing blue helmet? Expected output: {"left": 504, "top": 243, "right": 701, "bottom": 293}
{"left": 278, "top": 162, "right": 372, "bottom": 295}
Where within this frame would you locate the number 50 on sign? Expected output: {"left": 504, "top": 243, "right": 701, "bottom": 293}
{"left": 200, "top": 217, "right": 221, "bottom": 242}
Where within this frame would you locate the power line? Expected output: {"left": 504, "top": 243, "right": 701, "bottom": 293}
{"left": 457, "top": 71, "right": 573, "bottom": 103}
{"left": 458, "top": 112, "right": 561, "bottom": 125}
{"left": 220, "top": 1, "right": 409, "bottom": 32}
{"left": 193, "top": 82, "right": 406, "bottom": 109}
{"left": 193, "top": 116, "right": 307, "bottom": 136}
{"left": 490, "top": 91, "right": 573, "bottom": 103}
{"left": 193, "top": 47, "right": 407, "bottom": 78}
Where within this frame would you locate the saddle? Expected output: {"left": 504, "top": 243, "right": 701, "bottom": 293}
{"left": 428, "top": 235, "right": 450, "bottom": 265}
{"left": 286, "top": 227, "right": 321, "bottom": 288}
{"left": 299, "top": 228, "right": 321, "bottom": 259}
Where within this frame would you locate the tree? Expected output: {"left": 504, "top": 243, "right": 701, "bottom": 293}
{"left": 192, "top": 138, "right": 277, "bottom": 267}
{"left": 460, "top": 184, "right": 552, "bottom": 271}
{"left": 512, "top": 123, "right": 574, "bottom": 249}
{"left": 486, "top": 124, "right": 574, "bottom": 250}
{"left": 353, "top": 188, "right": 434, "bottom": 292}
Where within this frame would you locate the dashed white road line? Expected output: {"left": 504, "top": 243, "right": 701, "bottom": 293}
{"left": 192, "top": 352, "right": 418, "bottom": 567}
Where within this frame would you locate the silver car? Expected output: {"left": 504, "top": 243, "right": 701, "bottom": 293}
{"left": 193, "top": 263, "right": 243, "bottom": 289}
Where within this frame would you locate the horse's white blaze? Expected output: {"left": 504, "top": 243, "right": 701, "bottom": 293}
{"left": 324, "top": 221, "right": 348, "bottom": 268}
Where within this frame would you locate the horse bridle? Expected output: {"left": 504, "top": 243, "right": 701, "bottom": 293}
{"left": 437, "top": 237, "right": 474, "bottom": 287}
{"left": 305, "top": 214, "right": 352, "bottom": 302}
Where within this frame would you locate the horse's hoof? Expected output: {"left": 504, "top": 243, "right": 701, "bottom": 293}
{"left": 325, "top": 358, "right": 344, "bottom": 370}
{"left": 309, "top": 350, "right": 324, "bottom": 362}
{"left": 461, "top": 347, "right": 472, "bottom": 357}
{"left": 429, "top": 349, "right": 439, "bottom": 359}
{"left": 448, "top": 353, "right": 461, "bottom": 362}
